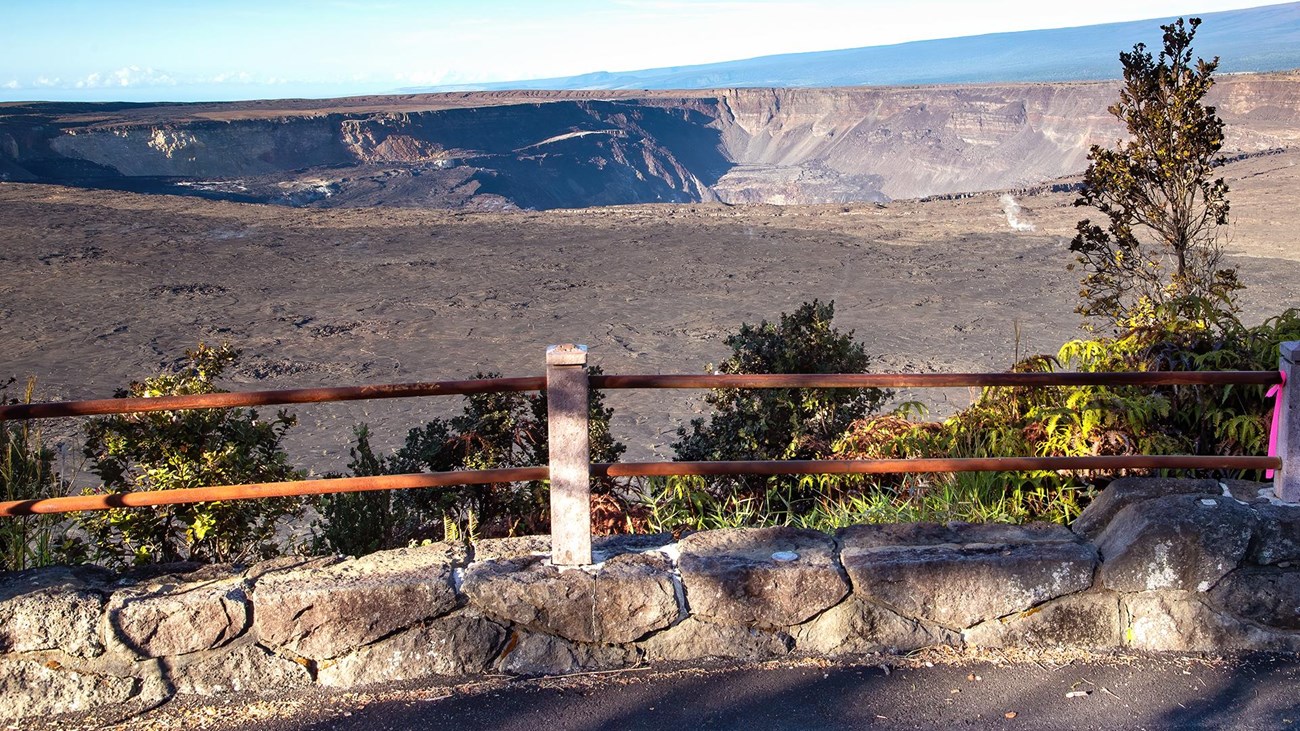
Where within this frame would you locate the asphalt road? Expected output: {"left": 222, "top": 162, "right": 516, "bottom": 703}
{"left": 73, "top": 651, "right": 1300, "bottom": 731}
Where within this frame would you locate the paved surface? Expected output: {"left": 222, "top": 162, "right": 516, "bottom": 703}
{"left": 42, "top": 650, "right": 1300, "bottom": 731}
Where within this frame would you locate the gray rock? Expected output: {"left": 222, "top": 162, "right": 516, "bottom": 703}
{"left": 678, "top": 527, "right": 848, "bottom": 629}
{"left": 463, "top": 552, "right": 678, "bottom": 644}
{"left": 964, "top": 591, "right": 1121, "bottom": 649}
{"left": 1221, "top": 479, "right": 1272, "bottom": 503}
{"left": 172, "top": 643, "right": 312, "bottom": 696}
{"left": 496, "top": 631, "right": 637, "bottom": 676}
{"left": 792, "top": 598, "right": 954, "bottom": 656}
{"left": 244, "top": 555, "right": 346, "bottom": 582}
{"left": 1124, "top": 590, "right": 1300, "bottom": 652}
{"left": 252, "top": 542, "right": 460, "bottom": 659}
{"left": 106, "top": 578, "right": 249, "bottom": 658}
{"left": 1207, "top": 566, "right": 1300, "bottom": 629}
{"left": 640, "top": 617, "right": 790, "bottom": 662}
{"left": 840, "top": 521, "right": 1077, "bottom": 549}
{"left": 593, "top": 533, "right": 677, "bottom": 559}
{"left": 471, "top": 535, "right": 550, "bottom": 562}
{"left": 0, "top": 658, "right": 137, "bottom": 720}
{"left": 1096, "top": 495, "right": 1256, "bottom": 593}
{"left": 470, "top": 533, "right": 675, "bottom": 563}
{"left": 1073, "top": 477, "right": 1222, "bottom": 539}
{"left": 317, "top": 612, "right": 507, "bottom": 688}
{"left": 1249, "top": 503, "right": 1300, "bottom": 566}
{"left": 839, "top": 522, "right": 1096, "bottom": 629}
{"left": 0, "top": 567, "right": 107, "bottom": 658}
{"left": 120, "top": 562, "right": 242, "bottom": 586}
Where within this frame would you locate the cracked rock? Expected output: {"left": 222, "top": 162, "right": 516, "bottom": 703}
{"left": 1095, "top": 495, "right": 1256, "bottom": 593}
{"left": 496, "top": 630, "right": 637, "bottom": 676}
{"left": 640, "top": 617, "right": 790, "bottom": 661}
{"left": 317, "top": 611, "right": 507, "bottom": 688}
{"left": 463, "top": 551, "right": 678, "bottom": 644}
{"left": 792, "top": 597, "right": 955, "bottom": 655}
{"left": 1206, "top": 566, "right": 1300, "bottom": 629}
{"left": 839, "top": 522, "right": 1096, "bottom": 629}
{"left": 1124, "top": 590, "right": 1300, "bottom": 652}
{"left": 1072, "top": 477, "right": 1222, "bottom": 539}
{"left": 106, "top": 578, "right": 249, "bottom": 658}
{"left": 964, "top": 590, "right": 1121, "bottom": 649}
{"left": 678, "top": 526, "right": 848, "bottom": 629}
{"left": 252, "top": 542, "right": 460, "bottom": 659}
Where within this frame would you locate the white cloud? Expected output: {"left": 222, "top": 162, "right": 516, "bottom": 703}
{"left": 211, "top": 71, "right": 253, "bottom": 84}
{"left": 2, "top": 80, "right": 18, "bottom": 89}
{"left": 33, "top": 76, "right": 61, "bottom": 87}
{"left": 73, "top": 66, "right": 176, "bottom": 89}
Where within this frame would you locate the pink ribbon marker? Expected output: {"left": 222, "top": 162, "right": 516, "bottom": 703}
{"left": 1267, "top": 369, "right": 1287, "bottom": 479}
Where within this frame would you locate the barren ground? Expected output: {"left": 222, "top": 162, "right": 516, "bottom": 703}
{"left": 2, "top": 149, "right": 1299, "bottom": 476}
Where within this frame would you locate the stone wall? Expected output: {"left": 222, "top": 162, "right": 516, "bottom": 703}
{"left": 3, "top": 477, "right": 1299, "bottom": 720}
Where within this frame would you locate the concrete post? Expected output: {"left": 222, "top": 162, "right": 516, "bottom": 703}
{"left": 1279, "top": 341, "right": 1300, "bottom": 503}
{"left": 546, "top": 344, "right": 592, "bottom": 565}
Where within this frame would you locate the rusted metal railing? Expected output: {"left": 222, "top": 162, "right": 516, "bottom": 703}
{"left": 0, "top": 468, "right": 548, "bottom": 516}
{"left": 593, "top": 455, "right": 1279, "bottom": 478}
{"left": 590, "top": 371, "right": 1282, "bottom": 389}
{"left": 0, "top": 376, "right": 545, "bottom": 421}
{"left": 1, "top": 342, "right": 1296, "bottom": 566}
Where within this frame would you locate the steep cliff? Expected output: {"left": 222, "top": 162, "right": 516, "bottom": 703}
{"left": 3, "top": 73, "right": 1299, "bottom": 209}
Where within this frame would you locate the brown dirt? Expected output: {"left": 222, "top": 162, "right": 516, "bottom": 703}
{"left": 2, "top": 149, "right": 1298, "bottom": 476}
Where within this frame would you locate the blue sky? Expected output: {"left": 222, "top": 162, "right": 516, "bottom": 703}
{"left": 0, "top": 0, "right": 1277, "bottom": 102}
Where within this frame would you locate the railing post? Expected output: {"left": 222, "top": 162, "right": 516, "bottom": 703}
{"left": 546, "top": 344, "right": 591, "bottom": 565}
{"left": 1279, "top": 341, "right": 1300, "bottom": 503}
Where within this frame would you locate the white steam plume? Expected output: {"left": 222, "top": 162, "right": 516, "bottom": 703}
{"left": 1000, "top": 194, "right": 1035, "bottom": 232}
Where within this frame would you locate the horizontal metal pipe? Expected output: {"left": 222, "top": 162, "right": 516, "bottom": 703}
{"left": 592, "top": 455, "right": 1280, "bottom": 477}
{"left": 0, "top": 377, "right": 546, "bottom": 421}
{"left": 590, "top": 371, "right": 1282, "bottom": 390}
{"left": 3, "top": 454, "right": 1276, "bottom": 517}
{"left": 3, "top": 372, "right": 1276, "bottom": 422}
{"left": 0, "top": 467, "right": 549, "bottom": 517}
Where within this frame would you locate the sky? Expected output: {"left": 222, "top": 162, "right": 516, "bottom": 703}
{"left": 0, "top": 0, "right": 1281, "bottom": 102}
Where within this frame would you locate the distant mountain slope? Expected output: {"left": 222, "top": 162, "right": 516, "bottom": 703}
{"left": 412, "top": 3, "right": 1300, "bottom": 92}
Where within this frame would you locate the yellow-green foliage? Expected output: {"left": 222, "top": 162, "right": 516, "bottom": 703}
{"left": 827, "top": 305, "right": 1300, "bottom": 531}
{"left": 1051, "top": 305, "right": 1300, "bottom": 463}
{"left": 644, "top": 304, "right": 1298, "bottom": 534}
{"left": 78, "top": 345, "right": 301, "bottom": 567}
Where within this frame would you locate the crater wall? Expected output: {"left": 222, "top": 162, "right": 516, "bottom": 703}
{"left": 4, "top": 73, "right": 1300, "bottom": 209}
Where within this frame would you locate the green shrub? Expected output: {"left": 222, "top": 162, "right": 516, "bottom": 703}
{"left": 672, "top": 299, "right": 890, "bottom": 504}
{"left": 831, "top": 305, "right": 1300, "bottom": 526}
{"left": 0, "top": 378, "right": 83, "bottom": 571}
{"left": 314, "top": 368, "right": 627, "bottom": 553}
{"left": 307, "top": 425, "right": 412, "bottom": 557}
{"left": 1051, "top": 304, "right": 1300, "bottom": 466}
{"left": 78, "top": 344, "right": 301, "bottom": 567}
